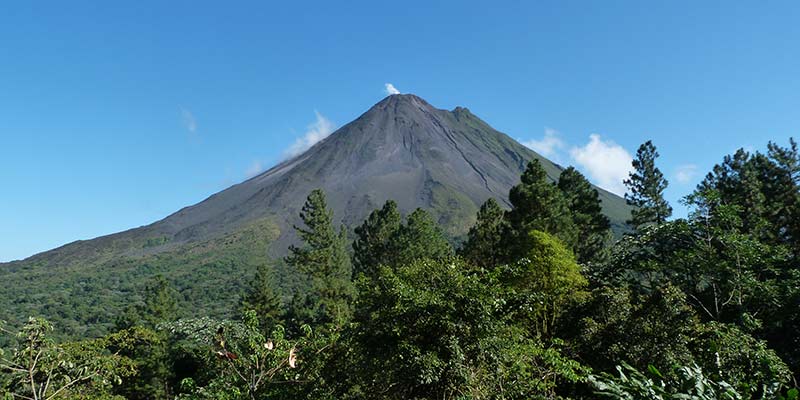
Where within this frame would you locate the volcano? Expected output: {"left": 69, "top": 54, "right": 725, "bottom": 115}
{"left": 0, "top": 94, "right": 631, "bottom": 336}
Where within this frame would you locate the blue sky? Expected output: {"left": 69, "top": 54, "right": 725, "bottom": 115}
{"left": 2, "top": 1, "right": 799, "bottom": 262}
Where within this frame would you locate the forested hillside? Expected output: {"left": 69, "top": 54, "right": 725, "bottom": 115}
{"left": 2, "top": 138, "right": 799, "bottom": 399}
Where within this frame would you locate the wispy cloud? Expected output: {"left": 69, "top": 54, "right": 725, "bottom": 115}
{"left": 569, "top": 134, "right": 633, "bottom": 196}
{"left": 522, "top": 128, "right": 565, "bottom": 160}
{"left": 675, "top": 164, "right": 698, "bottom": 184}
{"left": 180, "top": 106, "right": 197, "bottom": 135}
{"left": 284, "top": 111, "right": 336, "bottom": 158}
{"left": 384, "top": 83, "right": 401, "bottom": 95}
{"left": 245, "top": 160, "right": 263, "bottom": 178}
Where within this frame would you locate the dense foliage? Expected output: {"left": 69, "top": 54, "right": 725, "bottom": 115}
{"left": 3, "top": 138, "right": 800, "bottom": 399}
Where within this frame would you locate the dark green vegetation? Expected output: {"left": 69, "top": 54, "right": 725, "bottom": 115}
{"left": 0, "top": 94, "right": 632, "bottom": 338}
{"left": 0, "top": 218, "right": 283, "bottom": 339}
{"left": 3, "top": 137, "right": 799, "bottom": 399}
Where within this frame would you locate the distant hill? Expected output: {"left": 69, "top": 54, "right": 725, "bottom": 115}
{"left": 0, "top": 94, "right": 631, "bottom": 337}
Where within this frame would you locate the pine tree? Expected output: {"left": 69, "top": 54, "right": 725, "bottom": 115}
{"left": 394, "top": 208, "right": 453, "bottom": 265}
{"left": 696, "top": 149, "right": 769, "bottom": 238}
{"left": 764, "top": 139, "right": 800, "bottom": 251}
{"left": 624, "top": 140, "right": 672, "bottom": 229}
{"left": 505, "top": 159, "right": 577, "bottom": 259}
{"left": 285, "top": 189, "right": 354, "bottom": 326}
{"left": 739, "top": 156, "right": 769, "bottom": 236}
{"left": 114, "top": 275, "right": 178, "bottom": 399}
{"left": 557, "top": 167, "right": 611, "bottom": 264}
{"left": 142, "top": 275, "right": 178, "bottom": 325}
{"left": 460, "top": 198, "right": 506, "bottom": 268}
{"left": 697, "top": 140, "right": 800, "bottom": 254}
{"left": 240, "top": 263, "right": 284, "bottom": 332}
{"left": 352, "top": 200, "right": 402, "bottom": 278}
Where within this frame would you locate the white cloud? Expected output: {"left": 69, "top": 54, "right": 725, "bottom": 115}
{"left": 284, "top": 111, "right": 336, "bottom": 158}
{"left": 245, "top": 160, "right": 263, "bottom": 178}
{"left": 675, "top": 164, "right": 698, "bottom": 184}
{"left": 180, "top": 106, "right": 197, "bottom": 134}
{"left": 384, "top": 83, "right": 401, "bottom": 95}
{"left": 569, "top": 134, "right": 633, "bottom": 196}
{"left": 522, "top": 128, "right": 565, "bottom": 159}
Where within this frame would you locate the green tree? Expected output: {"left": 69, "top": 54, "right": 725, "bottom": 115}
{"left": 506, "top": 160, "right": 576, "bottom": 260}
{"left": 240, "top": 263, "right": 283, "bottom": 334}
{"left": 113, "top": 275, "right": 180, "bottom": 399}
{"left": 142, "top": 275, "right": 179, "bottom": 326}
{"left": 764, "top": 138, "right": 800, "bottom": 253}
{"left": 688, "top": 141, "right": 800, "bottom": 377}
{"left": 499, "top": 230, "right": 588, "bottom": 338}
{"left": 394, "top": 208, "right": 453, "bottom": 265}
{"left": 692, "top": 322, "right": 791, "bottom": 396}
{"left": 557, "top": 167, "right": 612, "bottom": 264}
{"left": 168, "top": 312, "right": 329, "bottom": 400}
{"left": 346, "top": 258, "right": 587, "bottom": 399}
{"left": 588, "top": 178, "right": 797, "bottom": 390}
{"left": 351, "top": 200, "right": 402, "bottom": 278}
{"left": 0, "top": 317, "right": 138, "bottom": 400}
{"left": 569, "top": 284, "right": 700, "bottom": 375}
{"left": 285, "top": 189, "right": 354, "bottom": 327}
{"left": 601, "top": 205, "right": 786, "bottom": 324}
{"left": 765, "top": 272, "right": 800, "bottom": 382}
{"left": 624, "top": 140, "right": 672, "bottom": 229}
{"left": 697, "top": 140, "right": 800, "bottom": 252}
{"left": 696, "top": 149, "right": 770, "bottom": 239}
{"left": 460, "top": 198, "right": 507, "bottom": 268}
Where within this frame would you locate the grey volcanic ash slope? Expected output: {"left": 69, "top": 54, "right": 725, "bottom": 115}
{"left": 12, "top": 94, "right": 631, "bottom": 266}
